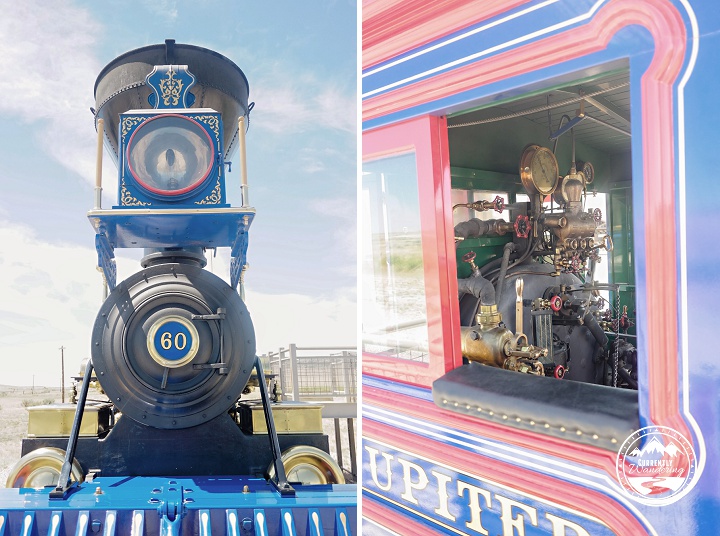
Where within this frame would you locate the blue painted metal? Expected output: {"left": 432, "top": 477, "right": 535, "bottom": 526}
{"left": 0, "top": 477, "right": 356, "bottom": 535}
{"left": 117, "top": 110, "right": 227, "bottom": 208}
{"left": 74, "top": 511, "right": 89, "bottom": 536}
{"left": 254, "top": 508, "right": 269, "bottom": 536}
{"left": 94, "top": 232, "right": 117, "bottom": 291}
{"left": 305, "top": 509, "right": 323, "bottom": 536}
{"left": 198, "top": 510, "right": 212, "bottom": 536}
{"left": 146, "top": 66, "right": 197, "bottom": 109}
{"left": 333, "top": 508, "right": 351, "bottom": 536}
{"left": 224, "top": 509, "right": 240, "bottom": 536}
{"left": 48, "top": 511, "right": 62, "bottom": 536}
{"left": 102, "top": 511, "right": 117, "bottom": 536}
{"left": 230, "top": 229, "right": 249, "bottom": 290}
{"left": 280, "top": 508, "right": 296, "bottom": 536}
{"left": 88, "top": 209, "right": 253, "bottom": 249}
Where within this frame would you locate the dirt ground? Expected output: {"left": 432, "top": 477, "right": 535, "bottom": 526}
{"left": 0, "top": 385, "right": 64, "bottom": 487}
{"left": 0, "top": 386, "right": 356, "bottom": 486}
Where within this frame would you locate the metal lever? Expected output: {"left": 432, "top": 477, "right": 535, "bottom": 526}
{"left": 254, "top": 356, "right": 295, "bottom": 496}
{"left": 516, "top": 278, "right": 524, "bottom": 335}
{"left": 51, "top": 358, "right": 94, "bottom": 499}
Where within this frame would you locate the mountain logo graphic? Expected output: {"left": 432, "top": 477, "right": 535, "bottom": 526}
{"left": 628, "top": 437, "right": 682, "bottom": 459}
{"left": 616, "top": 426, "right": 697, "bottom": 504}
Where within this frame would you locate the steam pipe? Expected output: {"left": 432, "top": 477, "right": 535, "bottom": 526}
{"left": 458, "top": 274, "right": 496, "bottom": 305}
{"left": 583, "top": 312, "right": 609, "bottom": 347}
{"left": 454, "top": 218, "right": 512, "bottom": 239}
{"left": 495, "top": 242, "right": 516, "bottom": 304}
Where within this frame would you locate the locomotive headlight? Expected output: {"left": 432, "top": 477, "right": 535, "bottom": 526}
{"left": 126, "top": 114, "right": 215, "bottom": 197}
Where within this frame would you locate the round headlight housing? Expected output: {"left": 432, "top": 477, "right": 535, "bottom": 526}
{"left": 127, "top": 115, "right": 215, "bottom": 198}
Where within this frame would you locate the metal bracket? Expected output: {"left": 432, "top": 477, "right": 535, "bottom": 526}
{"left": 254, "top": 356, "right": 295, "bottom": 496}
{"left": 192, "top": 309, "right": 228, "bottom": 374}
{"left": 95, "top": 233, "right": 117, "bottom": 291}
{"left": 156, "top": 484, "right": 185, "bottom": 535}
{"left": 50, "top": 359, "right": 94, "bottom": 499}
{"left": 230, "top": 230, "right": 249, "bottom": 291}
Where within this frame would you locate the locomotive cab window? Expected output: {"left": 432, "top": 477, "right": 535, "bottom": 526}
{"left": 432, "top": 66, "right": 641, "bottom": 448}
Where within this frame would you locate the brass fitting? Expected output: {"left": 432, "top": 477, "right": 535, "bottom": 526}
{"left": 476, "top": 304, "right": 502, "bottom": 328}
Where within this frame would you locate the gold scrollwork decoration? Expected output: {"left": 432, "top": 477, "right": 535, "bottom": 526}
{"left": 159, "top": 69, "right": 184, "bottom": 106}
{"left": 192, "top": 115, "right": 221, "bottom": 150}
{"left": 195, "top": 179, "right": 222, "bottom": 205}
{"left": 121, "top": 179, "right": 151, "bottom": 206}
{"left": 121, "top": 116, "right": 147, "bottom": 145}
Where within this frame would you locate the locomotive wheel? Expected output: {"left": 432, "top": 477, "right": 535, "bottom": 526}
{"left": 5, "top": 447, "right": 83, "bottom": 488}
{"left": 92, "top": 262, "right": 255, "bottom": 429}
{"left": 267, "top": 445, "right": 345, "bottom": 485}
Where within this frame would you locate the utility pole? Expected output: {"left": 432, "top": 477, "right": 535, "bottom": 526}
{"left": 59, "top": 346, "right": 66, "bottom": 403}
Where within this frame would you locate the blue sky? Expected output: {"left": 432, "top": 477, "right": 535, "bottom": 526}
{"left": 0, "top": 0, "right": 357, "bottom": 385}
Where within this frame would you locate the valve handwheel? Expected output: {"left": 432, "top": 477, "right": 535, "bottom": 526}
{"left": 514, "top": 214, "right": 531, "bottom": 238}
{"left": 593, "top": 208, "right": 602, "bottom": 223}
{"left": 549, "top": 295, "right": 562, "bottom": 312}
{"left": 553, "top": 365, "right": 566, "bottom": 379}
{"left": 462, "top": 251, "right": 476, "bottom": 263}
{"left": 493, "top": 195, "right": 505, "bottom": 213}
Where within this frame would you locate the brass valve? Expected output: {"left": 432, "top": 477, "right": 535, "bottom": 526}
{"left": 461, "top": 304, "right": 547, "bottom": 376}
{"left": 454, "top": 195, "right": 506, "bottom": 214}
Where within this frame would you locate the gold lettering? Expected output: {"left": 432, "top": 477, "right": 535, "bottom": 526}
{"left": 431, "top": 470, "right": 457, "bottom": 522}
{"left": 545, "top": 513, "right": 591, "bottom": 536}
{"left": 457, "top": 480, "right": 492, "bottom": 535}
{"left": 160, "top": 332, "right": 172, "bottom": 350}
{"left": 496, "top": 494, "right": 538, "bottom": 536}
{"left": 364, "top": 446, "right": 394, "bottom": 492}
{"left": 397, "top": 458, "right": 429, "bottom": 505}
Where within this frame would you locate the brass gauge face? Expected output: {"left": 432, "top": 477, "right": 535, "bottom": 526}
{"left": 581, "top": 161, "right": 594, "bottom": 184}
{"left": 520, "top": 145, "right": 559, "bottom": 196}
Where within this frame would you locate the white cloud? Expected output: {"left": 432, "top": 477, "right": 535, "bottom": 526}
{"left": 0, "top": 0, "right": 103, "bottom": 185}
{"left": 251, "top": 77, "right": 356, "bottom": 135}
{"left": 308, "top": 196, "right": 357, "bottom": 277}
{"left": 0, "top": 223, "right": 355, "bottom": 386}
{"left": 0, "top": 223, "right": 114, "bottom": 386}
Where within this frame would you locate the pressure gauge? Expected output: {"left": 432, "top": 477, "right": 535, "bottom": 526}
{"left": 580, "top": 161, "right": 594, "bottom": 184}
{"left": 520, "top": 144, "right": 559, "bottom": 196}
{"left": 126, "top": 114, "right": 215, "bottom": 198}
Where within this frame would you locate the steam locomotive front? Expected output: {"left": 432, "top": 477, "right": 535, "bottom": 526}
{"left": 92, "top": 251, "right": 255, "bottom": 430}
{"left": 0, "top": 40, "right": 356, "bottom": 535}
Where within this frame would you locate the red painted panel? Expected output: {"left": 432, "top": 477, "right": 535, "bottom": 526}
{"left": 362, "top": 0, "right": 532, "bottom": 69}
{"left": 363, "top": 497, "right": 439, "bottom": 535}
{"left": 364, "top": 419, "right": 648, "bottom": 536}
{"left": 363, "top": 115, "right": 461, "bottom": 388}
{"left": 363, "top": 0, "right": 691, "bottom": 437}
{"left": 364, "top": 384, "right": 618, "bottom": 477}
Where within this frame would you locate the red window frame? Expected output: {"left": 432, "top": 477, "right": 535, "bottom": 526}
{"left": 362, "top": 115, "right": 462, "bottom": 387}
